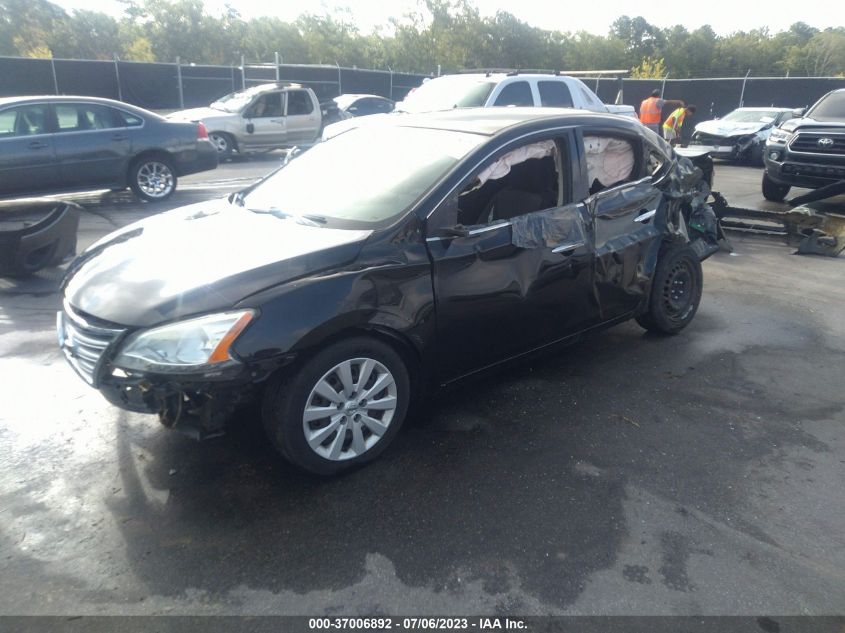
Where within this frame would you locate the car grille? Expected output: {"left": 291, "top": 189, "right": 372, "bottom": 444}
{"left": 788, "top": 133, "right": 845, "bottom": 156}
{"left": 57, "top": 301, "right": 125, "bottom": 387}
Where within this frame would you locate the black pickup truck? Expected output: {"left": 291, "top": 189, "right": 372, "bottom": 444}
{"left": 762, "top": 89, "right": 845, "bottom": 202}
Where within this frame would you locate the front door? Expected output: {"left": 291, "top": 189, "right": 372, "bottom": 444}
{"left": 242, "top": 92, "right": 286, "bottom": 149}
{"left": 0, "top": 103, "right": 58, "bottom": 195}
{"left": 425, "top": 134, "right": 597, "bottom": 382}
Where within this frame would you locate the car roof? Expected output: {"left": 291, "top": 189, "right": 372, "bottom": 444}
{"left": 0, "top": 95, "right": 153, "bottom": 114}
{"left": 359, "top": 107, "right": 640, "bottom": 137}
{"left": 429, "top": 73, "right": 576, "bottom": 83}
{"left": 334, "top": 94, "right": 392, "bottom": 108}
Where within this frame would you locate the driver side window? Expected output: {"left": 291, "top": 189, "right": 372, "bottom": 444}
{"left": 454, "top": 139, "right": 566, "bottom": 227}
{"left": 249, "top": 93, "right": 284, "bottom": 118}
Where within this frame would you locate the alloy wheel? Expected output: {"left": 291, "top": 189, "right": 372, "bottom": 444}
{"left": 136, "top": 161, "right": 174, "bottom": 199}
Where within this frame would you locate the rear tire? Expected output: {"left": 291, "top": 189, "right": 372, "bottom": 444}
{"left": 762, "top": 171, "right": 790, "bottom": 202}
{"left": 636, "top": 243, "right": 703, "bottom": 335}
{"left": 129, "top": 156, "right": 177, "bottom": 202}
{"left": 262, "top": 337, "right": 411, "bottom": 475}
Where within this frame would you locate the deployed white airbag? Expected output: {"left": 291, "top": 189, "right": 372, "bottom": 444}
{"left": 584, "top": 136, "right": 635, "bottom": 188}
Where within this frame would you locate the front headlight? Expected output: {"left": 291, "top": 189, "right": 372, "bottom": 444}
{"left": 113, "top": 310, "right": 255, "bottom": 373}
{"left": 768, "top": 128, "right": 791, "bottom": 144}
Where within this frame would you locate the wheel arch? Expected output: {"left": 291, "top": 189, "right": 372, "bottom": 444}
{"left": 127, "top": 149, "right": 176, "bottom": 179}
{"left": 209, "top": 130, "right": 239, "bottom": 152}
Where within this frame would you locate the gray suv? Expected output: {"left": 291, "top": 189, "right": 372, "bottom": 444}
{"left": 762, "top": 89, "right": 845, "bottom": 201}
{"left": 167, "top": 83, "right": 323, "bottom": 159}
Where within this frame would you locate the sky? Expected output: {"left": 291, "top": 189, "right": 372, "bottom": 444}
{"left": 50, "top": 0, "right": 845, "bottom": 36}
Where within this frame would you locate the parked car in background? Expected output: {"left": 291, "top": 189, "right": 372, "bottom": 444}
{"left": 334, "top": 94, "right": 395, "bottom": 117}
{"left": 0, "top": 96, "right": 217, "bottom": 202}
{"left": 690, "top": 107, "right": 795, "bottom": 165}
{"left": 167, "top": 82, "right": 322, "bottom": 159}
{"left": 58, "top": 108, "right": 720, "bottom": 474}
{"left": 322, "top": 73, "right": 636, "bottom": 140}
{"left": 762, "top": 89, "right": 845, "bottom": 201}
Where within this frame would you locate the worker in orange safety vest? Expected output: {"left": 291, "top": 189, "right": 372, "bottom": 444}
{"left": 662, "top": 105, "right": 697, "bottom": 146}
{"left": 639, "top": 89, "right": 685, "bottom": 134}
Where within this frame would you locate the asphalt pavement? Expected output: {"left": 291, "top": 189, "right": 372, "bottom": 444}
{"left": 0, "top": 157, "right": 843, "bottom": 616}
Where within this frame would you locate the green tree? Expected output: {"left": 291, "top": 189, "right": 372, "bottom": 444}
{"left": 51, "top": 10, "right": 121, "bottom": 59}
{"left": 631, "top": 56, "right": 667, "bottom": 78}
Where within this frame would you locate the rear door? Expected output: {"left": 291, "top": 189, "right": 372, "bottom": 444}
{"left": 284, "top": 90, "right": 319, "bottom": 143}
{"left": 578, "top": 129, "right": 663, "bottom": 319}
{"left": 51, "top": 102, "right": 132, "bottom": 187}
{"left": 426, "top": 131, "right": 597, "bottom": 382}
{"left": 0, "top": 103, "right": 58, "bottom": 195}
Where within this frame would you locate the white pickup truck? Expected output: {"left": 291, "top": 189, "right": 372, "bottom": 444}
{"left": 323, "top": 73, "right": 636, "bottom": 140}
{"left": 167, "top": 83, "right": 322, "bottom": 159}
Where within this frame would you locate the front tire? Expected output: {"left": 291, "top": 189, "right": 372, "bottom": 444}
{"left": 762, "top": 171, "right": 790, "bottom": 202}
{"left": 636, "top": 243, "right": 703, "bottom": 335}
{"left": 209, "top": 132, "right": 234, "bottom": 160}
{"left": 262, "top": 337, "right": 411, "bottom": 475}
{"left": 129, "top": 156, "right": 177, "bottom": 202}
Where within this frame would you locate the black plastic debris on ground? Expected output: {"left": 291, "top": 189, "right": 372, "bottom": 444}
{"left": 0, "top": 198, "right": 81, "bottom": 277}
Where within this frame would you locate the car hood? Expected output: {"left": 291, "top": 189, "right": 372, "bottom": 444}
{"left": 694, "top": 119, "right": 770, "bottom": 138}
{"left": 779, "top": 116, "right": 845, "bottom": 133}
{"left": 64, "top": 200, "right": 371, "bottom": 328}
{"left": 166, "top": 107, "right": 232, "bottom": 122}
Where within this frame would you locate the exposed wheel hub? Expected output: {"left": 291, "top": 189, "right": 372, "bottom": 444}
{"left": 663, "top": 261, "right": 694, "bottom": 316}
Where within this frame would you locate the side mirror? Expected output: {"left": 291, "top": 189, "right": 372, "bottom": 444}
{"left": 283, "top": 146, "right": 303, "bottom": 165}
{"left": 791, "top": 107, "right": 806, "bottom": 118}
{"left": 246, "top": 122, "right": 255, "bottom": 134}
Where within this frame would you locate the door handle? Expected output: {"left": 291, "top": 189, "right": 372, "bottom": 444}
{"left": 634, "top": 209, "right": 656, "bottom": 223}
{"left": 552, "top": 240, "right": 585, "bottom": 254}
{"left": 111, "top": 134, "right": 127, "bottom": 141}
{"left": 28, "top": 141, "right": 48, "bottom": 149}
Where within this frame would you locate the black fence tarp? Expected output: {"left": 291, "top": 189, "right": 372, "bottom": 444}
{"left": 0, "top": 57, "right": 429, "bottom": 110}
{"left": 1, "top": 56, "right": 843, "bottom": 129}
{"left": 180, "top": 64, "right": 239, "bottom": 108}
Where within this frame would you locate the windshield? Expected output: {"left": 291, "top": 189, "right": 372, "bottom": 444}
{"left": 241, "top": 126, "right": 483, "bottom": 227}
{"left": 807, "top": 91, "right": 845, "bottom": 122}
{"left": 397, "top": 77, "right": 496, "bottom": 113}
{"left": 722, "top": 109, "right": 782, "bottom": 124}
{"left": 211, "top": 90, "right": 258, "bottom": 113}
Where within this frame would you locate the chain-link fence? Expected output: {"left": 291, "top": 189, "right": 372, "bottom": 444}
{"left": 2, "top": 56, "right": 843, "bottom": 121}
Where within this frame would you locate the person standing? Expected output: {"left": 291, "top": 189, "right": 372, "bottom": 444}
{"left": 662, "top": 105, "right": 697, "bottom": 146}
{"left": 639, "top": 89, "right": 684, "bottom": 134}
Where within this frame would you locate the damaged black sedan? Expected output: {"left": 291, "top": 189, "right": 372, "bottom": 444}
{"left": 58, "top": 109, "right": 719, "bottom": 474}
